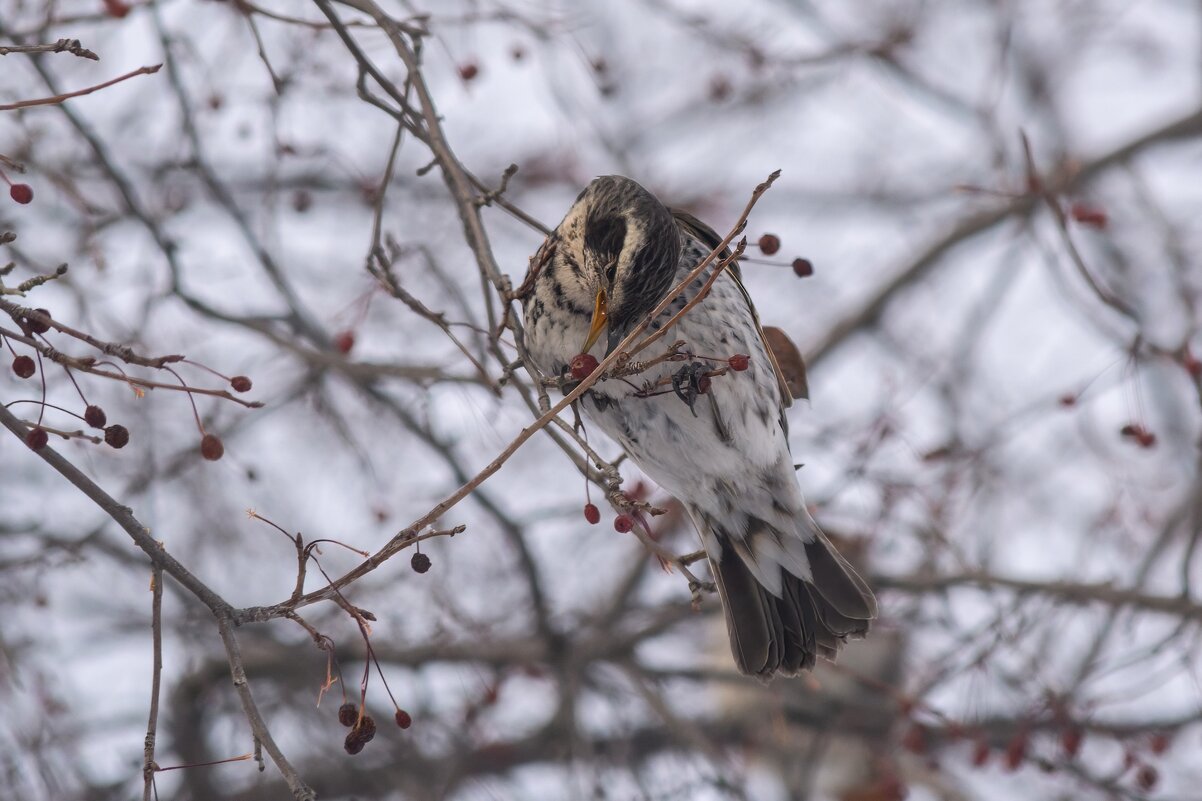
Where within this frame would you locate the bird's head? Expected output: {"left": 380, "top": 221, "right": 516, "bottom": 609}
{"left": 553, "top": 175, "right": 681, "bottom": 355}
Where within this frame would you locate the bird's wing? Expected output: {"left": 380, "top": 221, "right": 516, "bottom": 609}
{"left": 669, "top": 208, "right": 795, "bottom": 410}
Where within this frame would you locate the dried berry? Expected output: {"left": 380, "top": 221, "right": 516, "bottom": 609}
{"left": 26, "top": 427, "right": 49, "bottom": 451}
{"left": 696, "top": 374, "right": 712, "bottom": 394}
{"left": 338, "top": 702, "right": 358, "bottom": 727}
{"left": 1149, "top": 731, "right": 1171, "bottom": 755}
{"left": 613, "top": 514, "right": 633, "bottom": 533}
{"left": 1058, "top": 394, "right": 1076, "bottom": 407}
{"left": 343, "top": 732, "right": 366, "bottom": 755}
{"left": 9, "top": 183, "right": 33, "bottom": 204}
{"left": 411, "top": 551, "right": 431, "bottom": 574}
{"left": 569, "top": 353, "right": 599, "bottom": 380}
{"left": 356, "top": 715, "right": 377, "bottom": 743}
{"left": 1185, "top": 353, "right": 1202, "bottom": 379}
{"left": 1136, "top": 765, "right": 1159, "bottom": 791}
{"left": 395, "top": 709, "right": 412, "bottom": 729}
{"left": 1069, "top": 202, "right": 1108, "bottom": 229}
{"left": 26, "top": 309, "right": 51, "bottom": 334}
{"left": 583, "top": 503, "right": 600, "bottom": 525}
{"left": 458, "top": 62, "right": 480, "bottom": 81}
{"left": 792, "top": 258, "right": 814, "bottom": 277}
{"left": 334, "top": 330, "right": 355, "bottom": 354}
{"left": 104, "top": 424, "right": 130, "bottom": 449}
{"left": 230, "top": 375, "right": 253, "bottom": 393}
{"left": 757, "top": 233, "right": 780, "bottom": 255}
{"left": 728, "top": 354, "right": 749, "bottom": 372}
{"left": 200, "top": 433, "right": 224, "bottom": 461}
{"left": 12, "top": 355, "right": 35, "bottom": 379}
{"left": 84, "top": 405, "right": 107, "bottom": 429}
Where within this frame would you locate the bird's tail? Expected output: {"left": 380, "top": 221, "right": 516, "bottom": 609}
{"left": 706, "top": 517, "right": 876, "bottom": 679}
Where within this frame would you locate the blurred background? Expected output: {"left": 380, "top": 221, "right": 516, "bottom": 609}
{"left": 2, "top": 1, "right": 1201, "bottom": 799}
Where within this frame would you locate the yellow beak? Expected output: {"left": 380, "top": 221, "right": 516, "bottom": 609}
{"left": 582, "top": 288, "right": 608, "bottom": 353}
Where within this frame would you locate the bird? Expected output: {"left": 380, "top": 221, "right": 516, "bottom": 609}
{"left": 522, "top": 175, "right": 876, "bottom": 679}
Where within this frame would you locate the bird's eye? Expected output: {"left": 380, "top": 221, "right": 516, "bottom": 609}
{"left": 604, "top": 261, "right": 617, "bottom": 286}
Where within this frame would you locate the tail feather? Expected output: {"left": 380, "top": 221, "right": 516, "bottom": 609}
{"left": 709, "top": 526, "right": 875, "bottom": 680}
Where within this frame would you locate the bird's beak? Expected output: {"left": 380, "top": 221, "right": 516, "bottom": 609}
{"left": 583, "top": 288, "right": 608, "bottom": 353}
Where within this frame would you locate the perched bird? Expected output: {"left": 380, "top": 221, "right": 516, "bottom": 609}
{"left": 522, "top": 175, "right": 876, "bottom": 678}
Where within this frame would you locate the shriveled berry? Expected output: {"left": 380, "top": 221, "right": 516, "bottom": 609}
{"left": 200, "top": 433, "right": 224, "bottom": 461}
{"left": 26, "top": 427, "right": 49, "bottom": 450}
{"left": 84, "top": 404, "right": 107, "bottom": 428}
{"left": 355, "top": 715, "right": 377, "bottom": 742}
{"left": 613, "top": 514, "right": 633, "bottom": 533}
{"left": 1069, "top": 202, "right": 1108, "bottom": 229}
{"left": 9, "top": 183, "right": 33, "bottom": 204}
{"left": 395, "top": 709, "right": 412, "bottom": 729}
{"left": 230, "top": 375, "right": 253, "bottom": 393}
{"left": 583, "top": 503, "right": 600, "bottom": 524}
{"left": 104, "top": 424, "right": 130, "bottom": 449}
{"left": 26, "top": 309, "right": 51, "bottom": 334}
{"left": 696, "top": 374, "right": 712, "bottom": 394}
{"left": 757, "top": 233, "right": 780, "bottom": 255}
{"left": 792, "top": 257, "right": 813, "bottom": 277}
{"left": 411, "top": 552, "right": 431, "bottom": 574}
{"left": 343, "top": 732, "right": 366, "bottom": 755}
{"left": 569, "top": 352, "right": 599, "bottom": 380}
{"left": 1149, "top": 731, "right": 1171, "bottom": 755}
{"left": 728, "top": 354, "right": 750, "bottom": 371}
{"left": 12, "top": 355, "right": 35, "bottom": 378}
{"left": 459, "top": 62, "right": 480, "bottom": 81}
{"left": 334, "top": 330, "right": 355, "bottom": 354}
{"left": 1136, "top": 765, "right": 1159, "bottom": 791}
{"left": 338, "top": 702, "right": 358, "bottom": 727}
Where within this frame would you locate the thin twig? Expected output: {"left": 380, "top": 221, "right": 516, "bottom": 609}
{"left": 142, "top": 566, "right": 164, "bottom": 801}
{"left": 0, "top": 64, "right": 161, "bottom": 111}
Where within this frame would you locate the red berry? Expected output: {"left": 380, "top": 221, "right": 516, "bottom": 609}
{"left": 1069, "top": 202, "right": 1108, "bottom": 229}
{"left": 1004, "top": 731, "right": 1028, "bottom": 771}
{"left": 583, "top": 503, "right": 600, "bottom": 524}
{"left": 411, "top": 552, "right": 431, "bottom": 574}
{"left": 26, "top": 309, "right": 51, "bottom": 334}
{"left": 104, "top": 424, "right": 129, "bottom": 449}
{"left": 25, "top": 427, "right": 49, "bottom": 450}
{"left": 395, "top": 709, "right": 412, "bottom": 729}
{"left": 334, "top": 330, "right": 355, "bottom": 354}
{"left": 9, "top": 183, "right": 33, "bottom": 204}
{"left": 792, "top": 258, "right": 813, "bottom": 277}
{"left": 971, "top": 736, "right": 991, "bottom": 767}
{"left": 696, "top": 374, "right": 712, "bottom": 394}
{"left": 901, "top": 723, "right": 927, "bottom": 754}
{"left": 12, "top": 355, "right": 35, "bottom": 378}
{"left": 757, "top": 233, "right": 780, "bottom": 255}
{"left": 230, "top": 375, "right": 253, "bottom": 393}
{"left": 338, "top": 703, "right": 358, "bottom": 727}
{"left": 459, "top": 62, "right": 479, "bottom": 81}
{"left": 1136, "top": 765, "right": 1159, "bottom": 791}
{"left": 200, "top": 433, "right": 224, "bottom": 461}
{"left": 569, "top": 353, "right": 599, "bottom": 380}
{"left": 728, "top": 354, "right": 750, "bottom": 371}
{"left": 1058, "top": 393, "right": 1077, "bottom": 407}
{"left": 84, "top": 405, "right": 107, "bottom": 428}
{"left": 103, "top": 0, "right": 132, "bottom": 18}
{"left": 1135, "top": 430, "right": 1156, "bottom": 448}
{"left": 613, "top": 514, "right": 633, "bottom": 533}
{"left": 1185, "top": 352, "right": 1202, "bottom": 378}
{"left": 1061, "top": 726, "right": 1083, "bottom": 759}
{"left": 1149, "top": 731, "right": 1171, "bottom": 755}
{"left": 343, "top": 733, "right": 366, "bottom": 755}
